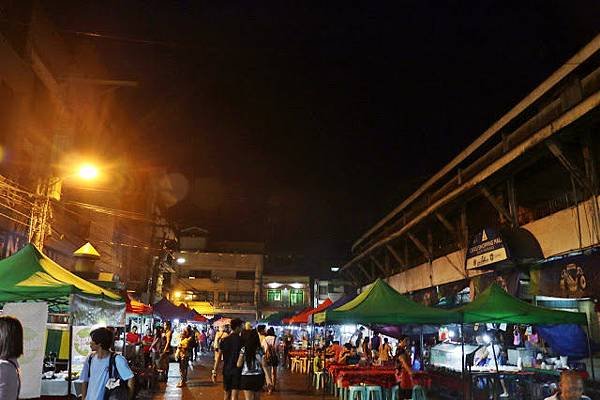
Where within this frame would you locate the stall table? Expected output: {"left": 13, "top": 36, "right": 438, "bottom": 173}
{"left": 40, "top": 379, "right": 82, "bottom": 399}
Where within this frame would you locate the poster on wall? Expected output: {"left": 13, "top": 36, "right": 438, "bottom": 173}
{"left": 530, "top": 251, "right": 600, "bottom": 298}
{"left": 465, "top": 228, "right": 509, "bottom": 270}
{"left": 3, "top": 302, "right": 48, "bottom": 399}
{"left": 469, "top": 270, "right": 520, "bottom": 299}
{"left": 71, "top": 326, "right": 93, "bottom": 372}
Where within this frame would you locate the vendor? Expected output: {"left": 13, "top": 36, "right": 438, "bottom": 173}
{"left": 473, "top": 333, "right": 509, "bottom": 398}
{"left": 544, "top": 371, "right": 591, "bottom": 400}
{"left": 126, "top": 325, "right": 141, "bottom": 346}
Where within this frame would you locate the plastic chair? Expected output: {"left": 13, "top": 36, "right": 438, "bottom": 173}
{"left": 313, "top": 370, "right": 325, "bottom": 389}
{"left": 348, "top": 385, "right": 367, "bottom": 400}
{"left": 291, "top": 357, "right": 302, "bottom": 373}
{"left": 388, "top": 385, "right": 399, "bottom": 400}
{"left": 338, "top": 386, "right": 348, "bottom": 400}
{"left": 365, "top": 385, "right": 383, "bottom": 400}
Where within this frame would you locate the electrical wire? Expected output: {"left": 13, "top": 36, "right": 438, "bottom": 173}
{"left": 0, "top": 210, "right": 29, "bottom": 227}
{"left": 52, "top": 201, "right": 159, "bottom": 247}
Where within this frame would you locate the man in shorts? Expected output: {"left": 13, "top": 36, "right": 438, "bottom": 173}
{"left": 212, "top": 318, "right": 243, "bottom": 400}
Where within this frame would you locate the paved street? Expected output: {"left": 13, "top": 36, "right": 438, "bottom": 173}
{"left": 150, "top": 356, "right": 334, "bottom": 400}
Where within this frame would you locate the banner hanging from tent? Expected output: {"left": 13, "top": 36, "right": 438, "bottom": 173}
{"left": 4, "top": 302, "right": 48, "bottom": 399}
{"left": 71, "top": 326, "right": 93, "bottom": 372}
{"left": 72, "top": 294, "right": 126, "bottom": 326}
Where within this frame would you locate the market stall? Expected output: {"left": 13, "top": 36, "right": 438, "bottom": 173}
{"left": 448, "top": 283, "right": 589, "bottom": 399}
{"left": 0, "top": 244, "right": 124, "bottom": 399}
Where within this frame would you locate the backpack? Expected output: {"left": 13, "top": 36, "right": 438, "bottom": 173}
{"left": 265, "top": 342, "right": 278, "bottom": 367}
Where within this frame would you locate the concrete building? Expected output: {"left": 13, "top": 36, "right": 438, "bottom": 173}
{"left": 171, "top": 241, "right": 265, "bottom": 320}
{"left": 261, "top": 275, "right": 311, "bottom": 318}
{"left": 341, "top": 34, "right": 600, "bottom": 340}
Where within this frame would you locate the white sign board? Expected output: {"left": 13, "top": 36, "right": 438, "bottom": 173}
{"left": 71, "top": 326, "right": 93, "bottom": 372}
{"left": 3, "top": 302, "right": 48, "bottom": 399}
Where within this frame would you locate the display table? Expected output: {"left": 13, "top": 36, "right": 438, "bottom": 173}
{"left": 40, "top": 379, "right": 82, "bottom": 398}
{"left": 337, "top": 368, "right": 397, "bottom": 388}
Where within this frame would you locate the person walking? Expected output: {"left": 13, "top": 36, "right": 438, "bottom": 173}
{"left": 237, "top": 329, "right": 264, "bottom": 400}
{"left": 175, "top": 329, "right": 193, "bottom": 387}
{"left": 0, "top": 316, "right": 23, "bottom": 399}
{"left": 81, "top": 327, "right": 135, "bottom": 400}
{"left": 213, "top": 318, "right": 244, "bottom": 400}
{"left": 158, "top": 321, "right": 173, "bottom": 381}
{"left": 150, "top": 327, "right": 162, "bottom": 370}
{"left": 263, "top": 327, "right": 279, "bottom": 394}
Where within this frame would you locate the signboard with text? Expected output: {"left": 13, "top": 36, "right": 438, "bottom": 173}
{"left": 465, "top": 228, "right": 509, "bottom": 270}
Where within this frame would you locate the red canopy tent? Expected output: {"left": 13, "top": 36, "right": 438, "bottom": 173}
{"left": 125, "top": 293, "right": 153, "bottom": 315}
{"left": 177, "top": 303, "right": 209, "bottom": 323}
{"left": 191, "top": 310, "right": 209, "bottom": 323}
{"left": 282, "top": 306, "right": 312, "bottom": 324}
{"left": 288, "top": 299, "right": 333, "bottom": 324}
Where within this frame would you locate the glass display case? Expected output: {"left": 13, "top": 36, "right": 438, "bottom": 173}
{"left": 430, "top": 342, "right": 480, "bottom": 371}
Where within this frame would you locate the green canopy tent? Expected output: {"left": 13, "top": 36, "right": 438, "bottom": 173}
{"left": 456, "top": 283, "right": 587, "bottom": 325}
{"left": 313, "top": 278, "right": 460, "bottom": 325}
{"left": 0, "top": 244, "right": 124, "bottom": 397}
{"left": 259, "top": 310, "right": 296, "bottom": 325}
{"left": 454, "top": 283, "right": 593, "bottom": 395}
{"left": 0, "top": 244, "right": 121, "bottom": 303}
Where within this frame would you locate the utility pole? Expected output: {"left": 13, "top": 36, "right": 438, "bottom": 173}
{"left": 28, "top": 177, "right": 60, "bottom": 250}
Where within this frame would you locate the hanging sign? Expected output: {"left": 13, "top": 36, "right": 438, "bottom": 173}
{"left": 465, "top": 228, "right": 509, "bottom": 270}
{"left": 3, "top": 302, "right": 48, "bottom": 399}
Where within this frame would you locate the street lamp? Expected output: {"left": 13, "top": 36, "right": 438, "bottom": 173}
{"left": 78, "top": 164, "right": 99, "bottom": 181}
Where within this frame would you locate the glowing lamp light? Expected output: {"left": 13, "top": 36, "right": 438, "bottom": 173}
{"left": 331, "top": 266, "right": 340, "bottom": 272}
{"left": 78, "top": 164, "right": 99, "bottom": 180}
{"left": 173, "top": 319, "right": 179, "bottom": 325}
{"left": 174, "top": 291, "right": 182, "bottom": 299}
{"left": 176, "top": 257, "right": 186, "bottom": 265}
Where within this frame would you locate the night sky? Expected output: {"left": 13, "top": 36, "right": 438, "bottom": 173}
{"left": 46, "top": 1, "right": 600, "bottom": 272}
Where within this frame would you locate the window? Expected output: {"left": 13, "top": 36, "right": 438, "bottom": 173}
{"left": 189, "top": 270, "right": 211, "bottom": 279}
{"left": 192, "top": 291, "right": 213, "bottom": 302}
{"left": 236, "top": 271, "right": 255, "bottom": 280}
{"left": 267, "top": 289, "right": 281, "bottom": 303}
{"left": 290, "top": 289, "right": 304, "bottom": 306}
{"left": 229, "top": 291, "right": 255, "bottom": 303}
{"left": 318, "top": 285, "right": 328, "bottom": 295}
{"left": 218, "top": 292, "right": 227, "bottom": 302}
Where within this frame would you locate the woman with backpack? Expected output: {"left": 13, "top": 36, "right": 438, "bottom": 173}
{"left": 263, "top": 327, "right": 279, "bottom": 394}
{"left": 237, "top": 329, "right": 265, "bottom": 400}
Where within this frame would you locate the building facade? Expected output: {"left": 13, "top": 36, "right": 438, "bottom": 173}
{"left": 261, "top": 275, "right": 311, "bottom": 318}
{"left": 171, "top": 242, "right": 265, "bottom": 320}
{"left": 341, "top": 35, "right": 600, "bottom": 340}
{"left": 0, "top": 1, "right": 165, "bottom": 293}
